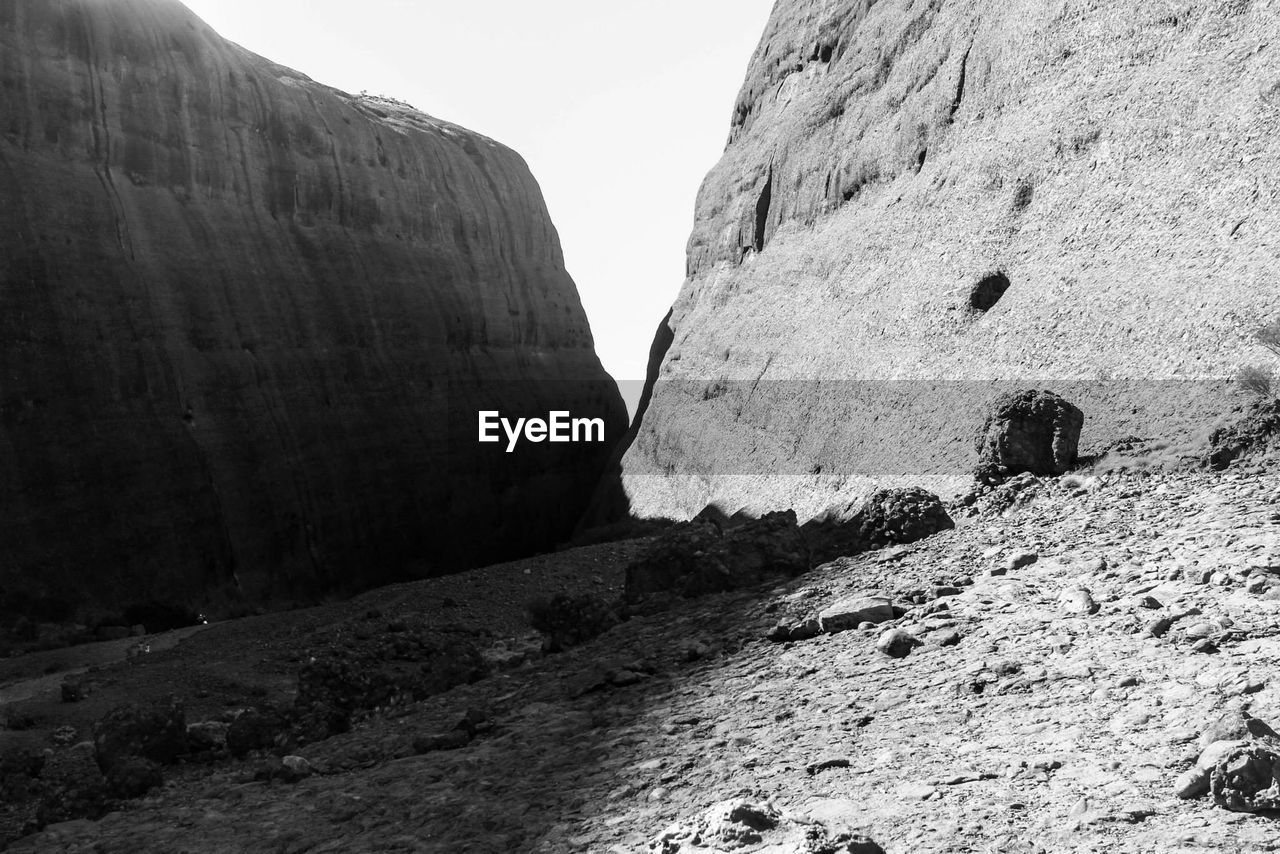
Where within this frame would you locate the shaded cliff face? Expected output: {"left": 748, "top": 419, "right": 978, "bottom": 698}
{"left": 621, "top": 0, "right": 1280, "bottom": 520}
{"left": 0, "top": 0, "right": 625, "bottom": 616}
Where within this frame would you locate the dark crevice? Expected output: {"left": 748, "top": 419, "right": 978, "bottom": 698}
{"left": 811, "top": 42, "right": 836, "bottom": 63}
{"left": 753, "top": 166, "right": 773, "bottom": 254}
{"left": 949, "top": 46, "right": 972, "bottom": 124}
{"left": 572, "top": 309, "right": 674, "bottom": 531}
{"left": 1012, "top": 180, "right": 1034, "bottom": 212}
{"left": 969, "top": 272, "right": 1011, "bottom": 312}
{"left": 916, "top": 148, "right": 927, "bottom": 171}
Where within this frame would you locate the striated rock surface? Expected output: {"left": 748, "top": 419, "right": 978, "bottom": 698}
{"left": 618, "top": 0, "right": 1280, "bottom": 521}
{"left": 0, "top": 0, "right": 624, "bottom": 616}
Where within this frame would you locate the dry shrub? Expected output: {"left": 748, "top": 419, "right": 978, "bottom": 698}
{"left": 1238, "top": 365, "right": 1275, "bottom": 399}
{"left": 1256, "top": 321, "right": 1280, "bottom": 358}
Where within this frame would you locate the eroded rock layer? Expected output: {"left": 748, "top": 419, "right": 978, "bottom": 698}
{"left": 0, "top": 0, "right": 624, "bottom": 615}
{"left": 621, "top": 0, "right": 1280, "bottom": 520}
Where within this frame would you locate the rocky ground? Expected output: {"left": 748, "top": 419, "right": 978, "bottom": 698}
{"left": 2, "top": 450, "right": 1279, "bottom": 852}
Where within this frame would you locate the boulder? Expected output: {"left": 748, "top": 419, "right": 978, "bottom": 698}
{"left": 625, "top": 512, "right": 810, "bottom": 608}
{"left": 876, "top": 629, "right": 922, "bottom": 659}
{"left": 974, "top": 390, "right": 1084, "bottom": 484}
{"left": 32, "top": 742, "right": 110, "bottom": 827}
{"left": 92, "top": 698, "right": 187, "bottom": 775}
{"left": 805, "top": 487, "right": 954, "bottom": 563}
{"left": 623, "top": 520, "right": 723, "bottom": 605}
{"left": 185, "top": 721, "right": 230, "bottom": 753}
{"left": 103, "top": 757, "right": 163, "bottom": 799}
{"left": 226, "top": 707, "right": 291, "bottom": 759}
{"left": 291, "top": 628, "right": 488, "bottom": 744}
{"left": 1210, "top": 742, "right": 1280, "bottom": 812}
{"left": 280, "top": 756, "right": 316, "bottom": 783}
{"left": 1206, "top": 399, "right": 1280, "bottom": 470}
{"left": 527, "top": 593, "right": 625, "bottom": 652}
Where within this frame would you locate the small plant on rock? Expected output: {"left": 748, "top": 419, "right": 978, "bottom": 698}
{"left": 1257, "top": 320, "right": 1280, "bottom": 358}
{"left": 1237, "top": 365, "right": 1275, "bottom": 399}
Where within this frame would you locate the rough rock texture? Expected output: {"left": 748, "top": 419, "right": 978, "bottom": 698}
{"left": 1209, "top": 741, "right": 1280, "bottom": 812}
{"left": 92, "top": 698, "right": 187, "bottom": 772}
{"left": 618, "top": 0, "right": 1280, "bottom": 522}
{"left": 0, "top": 0, "right": 624, "bottom": 616}
{"left": 804, "top": 486, "right": 954, "bottom": 562}
{"left": 1206, "top": 398, "right": 1280, "bottom": 470}
{"left": 624, "top": 511, "right": 810, "bottom": 609}
{"left": 7, "top": 462, "right": 1280, "bottom": 853}
{"left": 974, "top": 389, "right": 1084, "bottom": 483}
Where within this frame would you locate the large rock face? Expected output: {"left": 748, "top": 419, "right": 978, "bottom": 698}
{"left": 0, "top": 0, "right": 624, "bottom": 616}
{"left": 619, "top": 0, "right": 1280, "bottom": 521}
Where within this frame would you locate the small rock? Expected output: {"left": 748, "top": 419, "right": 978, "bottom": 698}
{"left": 1059, "top": 588, "right": 1097, "bottom": 615}
{"left": 280, "top": 755, "right": 315, "bottom": 782}
{"left": 413, "top": 730, "right": 472, "bottom": 753}
{"left": 685, "top": 641, "right": 712, "bottom": 660}
{"left": 1137, "top": 596, "right": 1162, "bottom": 609}
{"left": 1185, "top": 622, "right": 1215, "bottom": 640}
{"left": 1146, "top": 617, "right": 1175, "bottom": 638}
{"left": 877, "top": 629, "right": 921, "bottom": 659}
{"left": 767, "top": 624, "right": 793, "bottom": 643}
{"left": 1191, "top": 639, "right": 1218, "bottom": 654}
{"left": 226, "top": 706, "right": 290, "bottom": 758}
{"left": 610, "top": 669, "right": 646, "bottom": 687}
{"left": 1199, "top": 740, "right": 1247, "bottom": 771}
{"left": 185, "top": 721, "right": 229, "bottom": 752}
{"left": 819, "top": 596, "right": 894, "bottom": 633}
{"left": 1200, "top": 710, "right": 1251, "bottom": 749}
{"left": 806, "top": 757, "right": 851, "bottom": 775}
{"left": 61, "top": 680, "right": 87, "bottom": 703}
{"left": 787, "top": 619, "right": 822, "bottom": 642}
{"left": 896, "top": 782, "right": 936, "bottom": 800}
{"left": 454, "top": 708, "right": 488, "bottom": 736}
{"left": 935, "top": 630, "right": 962, "bottom": 647}
{"left": 104, "top": 756, "right": 163, "bottom": 799}
{"left": 1174, "top": 768, "right": 1210, "bottom": 799}
{"left": 1008, "top": 552, "right": 1039, "bottom": 571}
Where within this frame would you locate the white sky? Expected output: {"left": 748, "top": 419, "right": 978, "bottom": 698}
{"left": 180, "top": 0, "right": 776, "bottom": 414}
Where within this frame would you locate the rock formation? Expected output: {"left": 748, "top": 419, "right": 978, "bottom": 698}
{"left": 617, "top": 0, "right": 1280, "bottom": 521}
{"left": 0, "top": 0, "right": 625, "bottom": 618}
{"left": 973, "top": 389, "right": 1084, "bottom": 483}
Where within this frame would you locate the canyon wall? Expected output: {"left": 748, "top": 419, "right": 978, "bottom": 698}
{"left": 0, "top": 0, "right": 625, "bottom": 617}
{"left": 620, "top": 0, "right": 1280, "bottom": 520}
